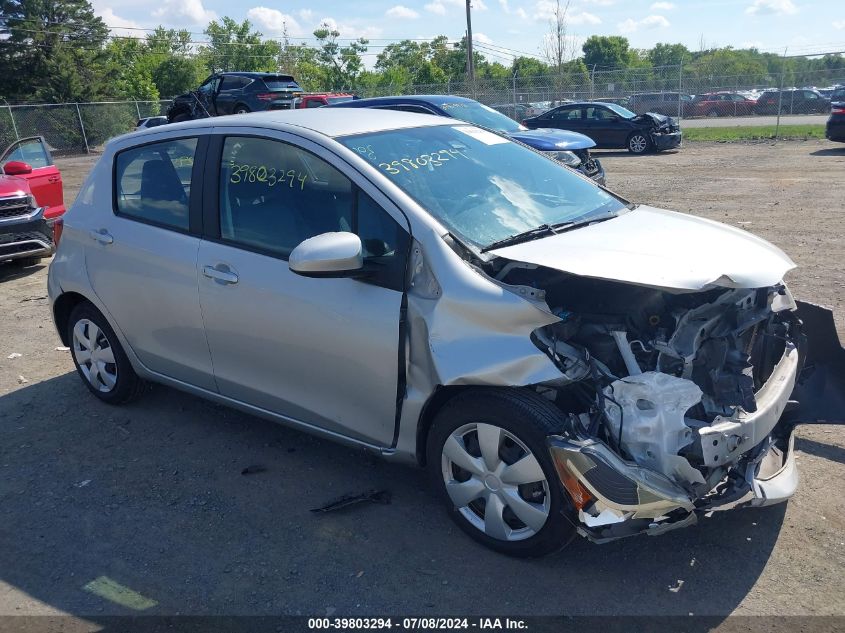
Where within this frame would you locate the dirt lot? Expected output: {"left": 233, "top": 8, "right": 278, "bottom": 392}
{"left": 0, "top": 140, "right": 843, "bottom": 625}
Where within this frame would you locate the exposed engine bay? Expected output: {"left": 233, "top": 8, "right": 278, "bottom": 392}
{"left": 492, "top": 265, "right": 805, "bottom": 540}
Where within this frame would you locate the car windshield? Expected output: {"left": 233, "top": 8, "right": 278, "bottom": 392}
{"left": 833, "top": 88, "right": 845, "bottom": 100}
{"left": 438, "top": 101, "right": 526, "bottom": 133}
{"left": 604, "top": 103, "right": 636, "bottom": 119}
{"left": 337, "top": 125, "right": 626, "bottom": 250}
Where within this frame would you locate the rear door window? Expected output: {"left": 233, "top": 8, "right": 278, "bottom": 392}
{"left": 114, "top": 138, "right": 197, "bottom": 231}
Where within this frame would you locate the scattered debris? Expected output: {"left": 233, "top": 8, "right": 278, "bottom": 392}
{"left": 241, "top": 465, "right": 267, "bottom": 475}
{"left": 19, "top": 295, "right": 47, "bottom": 303}
{"left": 690, "top": 557, "right": 697, "bottom": 567}
{"left": 17, "top": 375, "right": 27, "bottom": 384}
{"left": 669, "top": 579, "right": 685, "bottom": 593}
{"left": 310, "top": 489, "right": 392, "bottom": 513}
{"left": 56, "top": 346, "right": 70, "bottom": 352}
{"left": 7, "top": 352, "right": 22, "bottom": 359}
{"left": 75, "top": 480, "right": 92, "bottom": 488}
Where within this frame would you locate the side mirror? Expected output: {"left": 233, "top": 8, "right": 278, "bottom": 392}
{"left": 289, "top": 231, "right": 365, "bottom": 278}
{"left": 3, "top": 161, "right": 33, "bottom": 176}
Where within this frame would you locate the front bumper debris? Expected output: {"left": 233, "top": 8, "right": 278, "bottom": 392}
{"left": 546, "top": 334, "right": 804, "bottom": 543}
{"left": 652, "top": 130, "right": 682, "bottom": 150}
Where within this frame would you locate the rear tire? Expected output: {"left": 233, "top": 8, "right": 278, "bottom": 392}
{"left": 426, "top": 388, "right": 577, "bottom": 557}
{"left": 67, "top": 302, "right": 146, "bottom": 405}
{"left": 234, "top": 105, "right": 250, "bottom": 114}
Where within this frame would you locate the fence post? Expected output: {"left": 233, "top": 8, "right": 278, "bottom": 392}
{"left": 775, "top": 49, "right": 787, "bottom": 139}
{"left": 589, "top": 65, "right": 596, "bottom": 100}
{"left": 5, "top": 103, "right": 19, "bottom": 140}
{"left": 75, "top": 103, "right": 90, "bottom": 154}
{"left": 446, "top": 78, "right": 451, "bottom": 95}
{"left": 677, "top": 60, "right": 683, "bottom": 120}
{"left": 512, "top": 71, "right": 518, "bottom": 116}
{"left": 135, "top": 100, "right": 142, "bottom": 120}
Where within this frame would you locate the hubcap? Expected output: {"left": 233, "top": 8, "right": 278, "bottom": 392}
{"left": 72, "top": 319, "right": 117, "bottom": 393}
{"left": 630, "top": 135, "right": 647, "bottom": 152}
{"left": 441, "top": 423, "right": 550, "bottom": 542}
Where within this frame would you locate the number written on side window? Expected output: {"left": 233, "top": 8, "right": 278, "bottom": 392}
{"left": 114, "top": 138, "right": 197, "bottom": 230}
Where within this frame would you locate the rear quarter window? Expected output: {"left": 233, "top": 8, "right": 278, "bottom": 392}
{"left": 114, "top": 138, "right": 197, "bottom": 231}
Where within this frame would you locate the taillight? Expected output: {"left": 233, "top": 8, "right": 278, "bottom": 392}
{"left": 833, "top": 107, "right": 845, "bottom": 114}
{"left": 52, "top": 218, "right": 64, "bottom": 246}
{"left": 256, "top": 93, "right": 276, "bottom": 101}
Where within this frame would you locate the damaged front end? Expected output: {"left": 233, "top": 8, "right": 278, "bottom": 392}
{"left": 489, "top": 268, "right": 843, "bottom": 542}
{"left": 635, "top": 112, "right": 682, "bottom": 150}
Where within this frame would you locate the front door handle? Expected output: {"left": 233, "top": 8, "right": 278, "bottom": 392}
{"left": 202, "top": 264, "right": 239, "bottom": 285}
{"left": 89, "top": 229, "right": 113, "bottom": 245}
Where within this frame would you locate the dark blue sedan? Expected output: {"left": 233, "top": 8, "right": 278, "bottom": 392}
{"left": 328, "top": 95, "right": 606, "bottom": 185}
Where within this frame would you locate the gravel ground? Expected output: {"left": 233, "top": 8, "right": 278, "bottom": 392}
{"left": 0, "top": 140, "right": 843, "bottom": 624}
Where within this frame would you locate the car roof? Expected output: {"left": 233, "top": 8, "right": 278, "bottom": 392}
{"left": 220, "top": 71, "right": 295, "bottom": 79}
{"left": 335, "top": 95, "right": 476, "bottom": 107}
{"left": 119, "top": 108, "right": 455, "bottom": 144}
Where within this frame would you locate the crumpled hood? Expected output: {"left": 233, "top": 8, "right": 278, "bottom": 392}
{"left": 488, "top": 206, "right": 796, "bottom": 292}
{"left": 507, "top": 128, "right": 596, "bottom": 151}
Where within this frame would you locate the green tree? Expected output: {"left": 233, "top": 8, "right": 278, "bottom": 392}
{"left": 582, "top": 36, "right": 631, "bottom": 70}
{"left": 103, "top": 38, "right": 159, "bottom": 100}
{"left": 0, "top": 0, "right": 109, "bottom": 101}
{"left": 312, "top": 23, "right": 368, "bottom": 89}
{"left": 203, "top": 17, "right": 280, "bottom": 72}
{"left": 648, "top": 42, "right": 689, "bottom": 68}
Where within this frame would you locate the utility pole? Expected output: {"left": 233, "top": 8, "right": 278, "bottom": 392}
{"left": 465, "top": 0, "right": 475, "bottom": 82}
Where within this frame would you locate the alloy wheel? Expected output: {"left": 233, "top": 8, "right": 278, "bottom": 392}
{"left": 629, "top": 134, "right": 648, "bottom": 153}
{"left": 72, "top": 318, "right": 118, "bottom": 393}
{"left": 441, "top": 422, "right": 551, "bottom": 542}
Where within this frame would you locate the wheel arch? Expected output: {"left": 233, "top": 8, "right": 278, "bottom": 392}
{"left": 415, "top": 385, "right": 476, "bottom": 466}
{"left": 53, "top": 291, "right": 91, "bottom": 346}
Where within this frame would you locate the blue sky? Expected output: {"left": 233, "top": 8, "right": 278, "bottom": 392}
{"left": 95, "top": 0, "right": 844, "bottom": 63}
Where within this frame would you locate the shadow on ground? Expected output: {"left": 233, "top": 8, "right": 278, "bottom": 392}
{"left": 0, "top": 373, "right": 785, "bottom": 621}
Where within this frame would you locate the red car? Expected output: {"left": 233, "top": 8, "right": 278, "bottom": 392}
{"left": 0, "top": 136, "right": 65, "bottom": 267}
{"left": 296, "top": 93, "right": 355, "bottom": 108}
{"left": 690, "top": 92, "right": 757, "bottom": 117}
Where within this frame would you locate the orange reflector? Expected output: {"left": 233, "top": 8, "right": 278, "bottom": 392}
{"left": 551, "top": 451, "right": 592, "bottom": 511}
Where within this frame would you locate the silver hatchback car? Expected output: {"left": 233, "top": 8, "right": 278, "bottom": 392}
{"left": 49, "top": 109, "right": 843, "bottom": 556}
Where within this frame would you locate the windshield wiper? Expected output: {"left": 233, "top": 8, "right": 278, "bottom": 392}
{"left": 481, "top": 223, "right": 562, "bottom": 252}
{"left": 481, "top": 214, "right": 621, "bottom": 252}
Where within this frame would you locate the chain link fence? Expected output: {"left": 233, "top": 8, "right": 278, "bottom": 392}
{"left": 0, "top": 100, "right": 171, "bottom": 155}
{"left": 2, "top": 59, "right": 842, "bottom": 156}
{"left": 360, "top": 63, "right": 844, "bottom": 121}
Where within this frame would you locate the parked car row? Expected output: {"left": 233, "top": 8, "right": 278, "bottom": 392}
{"left": 623, "top": 88, "right": 834, "bottom": 117}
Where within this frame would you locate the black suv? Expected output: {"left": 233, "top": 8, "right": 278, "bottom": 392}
{"left": 167, "top": 72, "right": 303, "bottom": 123}
{"left": 826, "top": 86, "right": 845, "bottom": 142}
{"left": 755, "top": 88, "right": 830, "bottom": 115}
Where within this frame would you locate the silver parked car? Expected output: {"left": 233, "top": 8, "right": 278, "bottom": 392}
{"left": 48, "top": 109, "right": 843, "bottom": 556}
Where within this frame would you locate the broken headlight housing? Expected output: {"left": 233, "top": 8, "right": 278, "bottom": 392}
{"left": 546, "top": 150, "right": 582, "bottom": 167}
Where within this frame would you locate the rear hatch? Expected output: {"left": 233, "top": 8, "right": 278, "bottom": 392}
{"left": 259, "top": 75, "right": 303, "bottom": 110}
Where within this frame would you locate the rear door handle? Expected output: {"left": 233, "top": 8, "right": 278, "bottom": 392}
{"left": 89, "top": 229, "right": 113, "bottom": 245}
{"left": 202, "top": 264, "right": 239, "bottom": 285}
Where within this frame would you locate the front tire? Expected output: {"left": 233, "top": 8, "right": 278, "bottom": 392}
{"left": 627, "top": 132, "right": 651, "bottom": 154}
{"left": 426, "top": 389, "right": 577, "bottom": 557}
{"left": 68, "top": 302, "right": 146, "bottom": 404}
